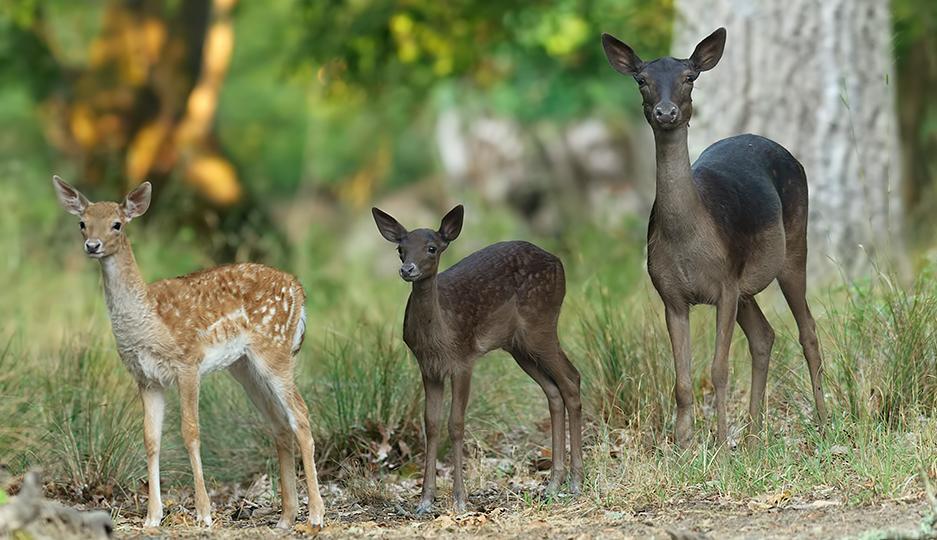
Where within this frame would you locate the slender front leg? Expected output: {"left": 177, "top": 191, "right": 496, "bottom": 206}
{"left": 140, "top": 385, "right": 165, "bottom": 528}
{"left": 449, "top": 369, "right": 473, "bottom": 513}
{"left": 664, "top": 303, "right": 694, "bottom": 448}
{"left": 713, "top": 289, "right": 740, "bottom": 446}
{"left": 177, "top": 372, "right": 212, "bottom": 526}
{"left": 416, "top": 373, "right": 445, "bottom": 515}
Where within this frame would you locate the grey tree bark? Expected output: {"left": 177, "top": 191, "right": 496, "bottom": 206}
{"left": 674, "top": 0, "right": 904, "bottom": 278}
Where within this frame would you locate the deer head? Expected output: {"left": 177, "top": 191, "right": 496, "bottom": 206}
{"left": 52, "top": 175, "right": 151, "bottom": 258}
{"left": 602, "top": 28, "right": 726, "bottom": 131}
{"left": 372, "top": 205, "right": 464, "bottom": 282}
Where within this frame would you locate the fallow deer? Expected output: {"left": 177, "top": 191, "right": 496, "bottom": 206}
{"left": 52, "top": 176, "right": 324, "bottom": 529}
{"left": 601, "top": 28, "right": 828, "bottom": 446}
{"left": 371, "top": 205, "right": 583, "bottom": 514}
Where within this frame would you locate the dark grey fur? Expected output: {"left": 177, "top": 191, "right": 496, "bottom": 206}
{"left": 372, "top": 205, "right": 583, "bottom": 514}
{"left": 602, "top": 27, "right": 828, "bottom": 446}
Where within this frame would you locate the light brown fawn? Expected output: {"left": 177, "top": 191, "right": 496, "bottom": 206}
{"left": 372, "top": 205, "right": 583, "bottom": 514}
{"left": 601, "top": 28, "right": 828, "bottom": 446}
{"left": 52, "top": 176, "right": 324, "bottom": 529}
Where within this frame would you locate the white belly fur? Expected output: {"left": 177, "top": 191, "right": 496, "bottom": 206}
{"left": 199, "top": 334, "right": 250, "bottom": 376}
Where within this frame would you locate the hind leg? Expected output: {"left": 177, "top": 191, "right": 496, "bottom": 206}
{"left": 736, "top": 297, "right": 775, "bottom": 441}
{"left": 229, "top": 359, "right": 298, "bottom": 529}
{"left": 509, "top": 348, "right": 567, "bottom": 494}
{"left": 286, "top": 388, "right": 325, "bottom": 527}
{"left": 778, "top": 267, "right": 829, "bottom": 428}
{"left": 556, "top": 348, "right": 583, "bottom": 493}
{"left": 528, "top": 338, "right": 583, "bottom": 494}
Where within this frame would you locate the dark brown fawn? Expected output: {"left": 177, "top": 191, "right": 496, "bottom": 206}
{"left": 601, "top": 28, "right": 828, "bottom": 446}
{"left": 372, "top": 205, "right": 583, "bottom": 514}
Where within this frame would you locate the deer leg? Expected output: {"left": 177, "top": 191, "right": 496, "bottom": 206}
{"left": 449, "top": 369, "right": 473, "bottom": 514}
{"left": 273, "top": 434, "right": 298, "bottom": 528}
{"left": 509, "top": 349, "right": 567, "bottom": 494}
{"left": 140, "top": 385, "right": 165, "bottom": 528}
{"left": 228, "top": 359, "right": 298, "bottom": 529}
{"left": 712, "top": 289, "right": 739, "bottom": 446}
{"left": 778, "top": 269, "right": 829, "bottom": 428}
{"left": 736, "top": 297, "right": 775, "bottom": 442}
{"left": 417, "top": 374, "right": 445, "bottom": 515}
{"left": 286, "top": 388, "right": 325, "bottom": 527}
{"left": 177, "top": 372, "right": 212, "bottom": 527}
{"left": 555, "top": 348, "right": 583, "bottom": 494}
{"left": 664, "top": 303, "right": 694, "bottom": 448}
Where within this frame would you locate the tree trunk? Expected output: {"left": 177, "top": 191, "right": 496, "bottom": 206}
{"left": 674, "top": 0, "right": 904, "bottom": 278}
{"left": 30, "top": 0, "right": 240, "bottom": 206}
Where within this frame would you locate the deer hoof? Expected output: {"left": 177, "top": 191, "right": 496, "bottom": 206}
{"left": 415, "top": 500, "right": 434, "bottom": 516}
{"left": 197, "top": 513, "right": 213, "bottom": 528}
{"left": 569, "top": 477, "right": 582, "bottom": 496}
{"left": 453, "top": 498, "right": 467, "bottom": 514}
{"left": 143, "top": 514, "right": 162, "bottom": 528}
{"left": 545, "top": 469, "right": 567, "bottom": 496}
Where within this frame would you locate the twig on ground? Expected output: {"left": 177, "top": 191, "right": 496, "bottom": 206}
{"left": 0, "top": 470, "right": 113, "bottom": 539}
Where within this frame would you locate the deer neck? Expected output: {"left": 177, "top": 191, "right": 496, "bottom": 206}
{"left": 406, "top": 276, "right": 450, "bottom": 340}
{"left": 99, "top": 237, "right": 153, "bottom": 331}
{"left": 653, "top": 126, "right": 703, "bottom": 237}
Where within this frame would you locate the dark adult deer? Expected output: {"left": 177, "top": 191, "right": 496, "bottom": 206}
{"left": 372, "top": 205, "right": 583, "bottom": 514}
{"left": 601, "top": 28, "right": 828, "bottom": 446}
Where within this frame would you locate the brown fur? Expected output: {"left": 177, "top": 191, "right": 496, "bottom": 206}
{"left": 52, "top": 176, "right": 324, "bottom": 529}
{"left": 373, "top": 206, "right": 583, "bottom": 515}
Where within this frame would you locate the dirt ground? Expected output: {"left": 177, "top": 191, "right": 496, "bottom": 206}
{"left": 107, "top": 478, "right": 934, "bottom": 540}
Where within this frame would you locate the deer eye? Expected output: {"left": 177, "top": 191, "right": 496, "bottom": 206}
{"left": 686, "top": 74, "right": 697, "bottom": 83}
{"left": 428, "top": 246, "right": 437, "bottom": 254}
{"left": 79, "top": 221, "right": 86, "bottom": 230}
{"left": 635, "top": 76, "right": 647, "bottom": 87}
{"left": 112, "top": 222, "right": 122, "bottom": 231}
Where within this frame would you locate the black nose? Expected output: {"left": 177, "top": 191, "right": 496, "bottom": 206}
{"left": 85, "top": 239, "right": 102, "bottom": 254}
{"left": 399, "top": 262, "right": 418, "bottom": 278}
{"left": 654, "top": 104, "right": 679, "bottom": 124}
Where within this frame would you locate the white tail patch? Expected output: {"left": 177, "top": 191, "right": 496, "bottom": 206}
{"left": 292, "top": 305, "right": 306, "bottom": 354}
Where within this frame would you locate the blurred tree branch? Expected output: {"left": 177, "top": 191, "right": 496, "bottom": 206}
{"left": 0, "top": 0, "right": 241, "bottom": 206}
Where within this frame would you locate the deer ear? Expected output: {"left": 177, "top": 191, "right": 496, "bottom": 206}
{"left": 438, "top": 205, "right": 464, "bottom": 243}
{"left": 122, "top": 182, "right": 152, "bottom": 220}
{"left": 690, "top": 27, "right": 726, "bottom": 72}
{"left": 52, "top": 175, "right": 89, "bottom": 216}
{"left": 371, "top": 207, "right": 408, "bottom": 243}
{"left": 602, "top": 33, "right": 644, "bottom": 76}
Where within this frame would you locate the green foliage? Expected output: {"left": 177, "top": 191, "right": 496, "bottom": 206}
{"left": 579, "top": 290, "right": 672, "bottom": 433}
{"left": 823, "top": 271, "right": 937, "bottom": 424}
{"left": 311, "top": 321, "right": 422, "bottom": 465}
{"left": 291, "top": 0, "right": 673, "bottom": 189}
{"left": 34, "top": 338, "right": 145, "bottom": 497}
